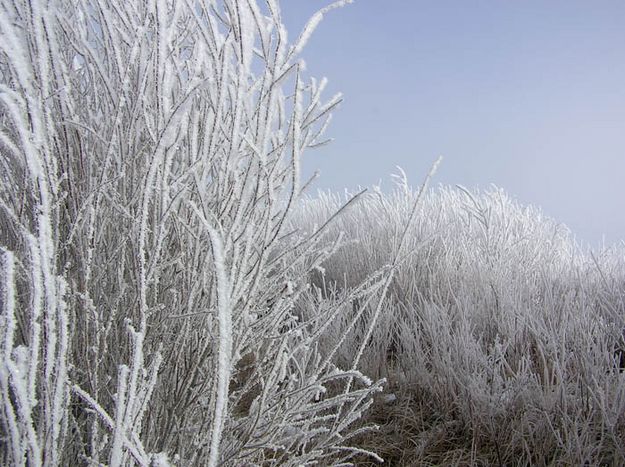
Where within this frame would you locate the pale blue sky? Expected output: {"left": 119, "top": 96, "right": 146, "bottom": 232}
{"left": 281, "top": 1, "right": 625, "bottom": 248}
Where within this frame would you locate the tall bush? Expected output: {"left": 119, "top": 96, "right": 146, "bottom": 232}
{"left": 0, "top": 0, "right": 387, "bottom": 464}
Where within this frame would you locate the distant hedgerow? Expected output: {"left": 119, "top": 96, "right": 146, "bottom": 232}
{"left": 293, "top": 181, "right": 625, "bottom": 465}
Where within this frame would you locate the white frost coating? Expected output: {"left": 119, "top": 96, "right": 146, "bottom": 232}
{"left": 26, "top": 234, "right": 42, "bottom": 412}
{"left": 292, "top": 11, "right": 322, "bottom": 58}
{"left": 49, "top": 276, "right": 69, "bottom": 466}
{"left": 237, "top": 0, "right": 255, "bottom": 72}
{"left": 278, "top": 350, "right": 288, "bottom": 381}
{"left": 150, "top": 452, "right": 172, "bottom": 466}
{"left": 190, "top": 203, "right": 232, "bottom": 467}
{"left": 0, "top": 249, "right": 24, "bottom": 464}
{"left": 110, "top": 365, "right": 129, "bottom": 467}
{"left": 291, "top": 0, "right": 354, "bottom": 58}
{"left": 291, "top": 69, "right": 303, "bottom": 196}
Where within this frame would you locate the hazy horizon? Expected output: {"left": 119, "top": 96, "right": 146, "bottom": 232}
{"left": 282, "top": 1, "right": 625, "bottom": 249}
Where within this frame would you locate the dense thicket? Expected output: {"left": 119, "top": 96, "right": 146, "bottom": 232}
{"left": 293, "top": 182, "right": 625, "bottom": 465}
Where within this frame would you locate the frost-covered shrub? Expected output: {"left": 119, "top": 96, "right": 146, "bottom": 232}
{"left": 293, "top": 180, "right": 625, "bottom": 465}
{"left": 0, "top": 0, "right": 389, "bottom": 465}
